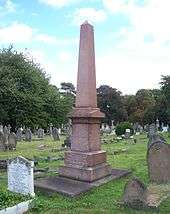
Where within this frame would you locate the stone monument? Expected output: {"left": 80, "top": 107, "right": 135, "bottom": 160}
{"left": 147, "top": 141, "right": 170, "bottom": 183}
{"left": 58, "top": 22, "right": 111, "bottom": 182}
{"left": 8, "top": 156, "right": 34, "bottom": 196}
{"left": 35, "top": 21, "right": 129, "bottom": 196}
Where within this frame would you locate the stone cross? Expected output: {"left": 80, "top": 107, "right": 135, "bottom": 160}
{"left": 8, "top": 156, "right": 35, "bottom": 196}
{"left": 59, "top": 21, "right": 111, "bottom": 182}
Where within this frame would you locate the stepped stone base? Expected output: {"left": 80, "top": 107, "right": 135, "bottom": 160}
{"left": 35, "top": 169, "right": 131, "bottom": 197}
{"left": 59, "top": 150, "right": 111, "bottom": 182}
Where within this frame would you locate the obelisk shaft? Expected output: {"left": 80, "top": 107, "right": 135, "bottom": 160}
{"left": 76, "top": 23, "right": 97, "bottom": 108}
{"left": 59, "top": 22, "right": 111, "bottom": 182}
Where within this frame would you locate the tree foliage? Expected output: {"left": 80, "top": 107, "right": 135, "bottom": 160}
{"left": 0, "top": 47, "right": 73, "bottom": 129}
{"left": 97, "top": 85, "right": 127, "bottom": 125}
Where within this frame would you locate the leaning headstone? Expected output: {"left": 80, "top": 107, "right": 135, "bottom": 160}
{"left": 52, "top": 128, "right": 60, "bottom": 141}
{"left": 16, "top": 128, "right": 22, "bottom": 141}
{"left": 8, "top": 132, "right": 17, "bottom": 150}
{"left": 122, "top": 177, "right": 147, "bottom": 209}
{"left": 8, "top": 156, "right": 35, "bottom": 196}
{"left": 25, "top": 128, "right": 32, "bottom": 142}
{"left": 148, "top": 133, "right": 166, "bottom": 148}
{"left": 37, "top": 128, "right": 44, "bottom": 139}
{"left": 147, "top": 141, "right": 170, "bottom": 183}
{"left": 122, "top": 178, "right": 147, "bottom": 209}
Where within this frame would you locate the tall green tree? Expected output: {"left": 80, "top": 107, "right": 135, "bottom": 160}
{"left": 0, "top": 46, "right": 73, "bottom": 129}
{"left": 97, "top": 85, "right": 127, "bottom": 125}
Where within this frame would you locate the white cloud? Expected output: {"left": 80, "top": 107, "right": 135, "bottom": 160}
{"left": 35, "top": 33, "right": 78, "bottom": 46}
{"left": 0, "top": 0, "right": 16, "bottom": 16}
{"left": 96, "top": 51, "right": 170, "bottom": 94}
{"left": 100, "top": 0, "right": 170, "bottom": 93}
{"left": 39, "top": 0, "right": 80, "bottom": 8}
{"left": 0, "top": 22, "right": 33, "bottom": 44}
{"left": 103, "top": 0, "right": 170, "bottom": 47}
{"left": 58, "top": 51, "right": 72, "bottom": 62}
{"left": 71, "top": 8, "right": 107, "bottom": 25}
{"left": 35, "top": 34, "right": 58, "bottom": 45}
{"left": 0, "top": 22, "right": 78, "bottom": 46}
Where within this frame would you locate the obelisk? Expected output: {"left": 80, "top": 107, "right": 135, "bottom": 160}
{"left": 59, "top": 21, "right": 112, "bottom": 182}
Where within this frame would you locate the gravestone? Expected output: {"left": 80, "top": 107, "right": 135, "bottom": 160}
{"left": 147, "top": 123, "right": 157, "bottom": 138}
{"left": 3, "top": 125, "right": 9, "bottom": 146}
{"left": 122, "top": 177, "right": 147, "bottom": 209}
{"left": 49, "top": 123, "right": 53, "bottom": 136}
{"left": 37, "top": 128, "right": 44, "bottom": 139}
{"left": 147, "top": 141, "right": 170, "bottom": 183}
{"left": 7, "top": 124, "right": 11, "bottom": 134}
{"left": 8, "top": 156, "right": 34, "bottom": 196}
{"left": 52, "top": 128, "right": 60, "bottom": 141}
{"left": 8, "top": 132, "right": 17, "bottom": 150}
{"left": 25, "top": 128, "right": 32, "bottom": 142}
{"left": 0, "top": 124, "right": 3, "bottom": 133}
{"left": 125, "top": 129, "right": 131, "bottom": 139}
{"left": 0, "top": 132, "right": 6, "bottom": 151}
{"left": 16, "top": 128, "right": 22, "bottom": 141}
{"left": 147, "top": 123, "right": 166, "bottom": 148}
{"left": 162, "top": 126, "right": 168, "bottom": 132}
{"left": 62, "top": 135, "right": 71, "bottom": 148}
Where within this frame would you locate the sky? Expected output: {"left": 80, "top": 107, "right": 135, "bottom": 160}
{"left": 0, "top": 0, "right": 170, "bottom": 95}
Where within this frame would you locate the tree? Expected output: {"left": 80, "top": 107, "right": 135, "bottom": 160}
{"left": 97, "top": 85, "right": 127, "bottom": 125}
{"left": 160, "top": 75, "right": 170, "bottom": 123}
{"left": 0, "top": 46, "right": 73, "bottom": 129}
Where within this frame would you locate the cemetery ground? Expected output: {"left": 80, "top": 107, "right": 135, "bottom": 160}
{"left": 0, "top": 134, "right": 170, "bottom": 214}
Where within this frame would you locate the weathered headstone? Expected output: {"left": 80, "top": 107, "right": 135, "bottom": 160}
{"left": 0, "top": 132, "right": 6, "bottom": 151}
{"left": 62, "top": 135, "right": 71, "bottom": 148}
{"left": 8, "top": 132, "right": 17, "bottom": 150}
{"left": 125, "top": 129, "right": 131, "bottom": 139}
{"left": 49, "top": 123, "right": 53, "bottom": 136}
{"left": 147, "top": 123, "right": 157, "bottom": 138}
{"left": 8, "top": 156, "right": 34, "bottom": 196}
{"left": 52, "top": 128, "right": 60, "bottom": 141}
{"left": 16, "top": 128, "right": 22, "bottom": 141}
{"left": 0, "top": 124, "right": 3, "bottom": 133}
{"left": 7, "top": 124, "right": 11, "bottom": 134}
{"left": 25, "top": 128, "right": 32, "bottom": 142}
{"left": 147, "top": 123, "right": 166, "bottom": 148}
{"left": 147, "top": 141, "right": 170, "bottom": 183}
{"left": 3, "top": 125, "right": 9, "bottom": 146}
{"left": 122, "top": 177, "right": 147, "bottom": 209}
{"left": 37, "top": 128, "right": 44, "bottom": 139}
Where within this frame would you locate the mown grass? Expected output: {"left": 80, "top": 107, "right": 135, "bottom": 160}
{"left": 0, "top": 133, "right": 170, "bottom": 213}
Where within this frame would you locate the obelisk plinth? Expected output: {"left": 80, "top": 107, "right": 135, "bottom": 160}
{"left": 59, "top": 22, "right": 112, "bottom": 182}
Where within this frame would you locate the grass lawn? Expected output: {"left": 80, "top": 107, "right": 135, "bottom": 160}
{"left": 0, "top": 133, "right": 170, "bottom": 213}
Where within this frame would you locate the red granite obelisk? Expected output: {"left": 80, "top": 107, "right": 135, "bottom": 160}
{"left": 59, "top": 21, "right": 112, "bottom": 182}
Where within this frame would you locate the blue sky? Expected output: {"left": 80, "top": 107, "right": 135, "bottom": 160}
{"left": 0, "top": 0, "right": 170, "bottom": 94}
